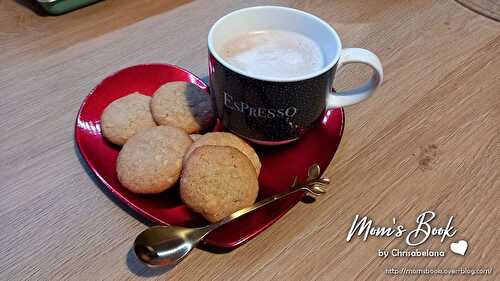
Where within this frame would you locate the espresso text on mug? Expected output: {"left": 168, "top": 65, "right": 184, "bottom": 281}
{"left": 223, "top": 92, "right": 298, "bottom": 119}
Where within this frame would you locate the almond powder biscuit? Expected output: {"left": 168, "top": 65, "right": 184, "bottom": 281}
{"left": 180, "top": 146, "right": 259, "bottom": 222}
{"left": 116, "top": 126, "right": 192, "bottom": 194}
{"left": 101, "top": 92, "right": 156, "bottom": 146}
{"left": 183, "top": 132, "right": 261, "bottom": 176}
{"left": 151, "top": 82, "right": 215, "bottom": 133}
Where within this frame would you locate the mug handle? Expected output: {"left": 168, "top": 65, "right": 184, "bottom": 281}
{"left": 326, "top": 48, "right": 383, "bottom": 109}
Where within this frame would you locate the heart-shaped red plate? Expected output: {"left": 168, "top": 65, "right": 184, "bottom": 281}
{"left": 75, "top": 64, "right": 344, "bottom": 250}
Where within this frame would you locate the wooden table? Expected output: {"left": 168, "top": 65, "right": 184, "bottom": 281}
{"left": 1, "top": 0, "right": 499, "bottom": 280}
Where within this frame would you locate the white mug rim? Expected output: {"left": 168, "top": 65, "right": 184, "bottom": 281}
{"left": 207, "top": 6, "right": 342, "bottom": 83}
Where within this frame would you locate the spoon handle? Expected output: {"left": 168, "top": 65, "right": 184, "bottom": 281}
{"left": 209, "top": 181, "right": 325, "bottom": 230}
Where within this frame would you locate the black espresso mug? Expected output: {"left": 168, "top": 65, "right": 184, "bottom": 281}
{"left": 208, "top": 6, "right": 383, "bottom": 145}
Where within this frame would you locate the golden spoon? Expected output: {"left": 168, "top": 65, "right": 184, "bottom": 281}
{"left": 134, "top": 164, "right": 329, "bottom": 267}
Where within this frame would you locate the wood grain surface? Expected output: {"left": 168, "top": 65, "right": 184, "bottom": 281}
{"left": 1, "top": 0, "right": 499, "bottom": 280}
{"left": 456, "top": 0, "right": 500, "bottom": 21}
{"left": 0, "top": 0, "right": 191, "bottom": 67}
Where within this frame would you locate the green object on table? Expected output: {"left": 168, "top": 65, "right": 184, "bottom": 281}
{"left": 37, "top": 0, "right": 101, "bottom": 15}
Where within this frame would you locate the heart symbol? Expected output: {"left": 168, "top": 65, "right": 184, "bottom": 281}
{"left": 450, "top": 240, "right": 468, "bottom": 256}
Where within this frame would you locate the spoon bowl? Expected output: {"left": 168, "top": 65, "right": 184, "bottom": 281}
{"left": 134, "top": 225, "right": 212, "bottom": 267}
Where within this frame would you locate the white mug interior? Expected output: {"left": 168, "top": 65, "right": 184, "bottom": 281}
{"left": 208, "top": 6, "right": 342, "bottom": 82}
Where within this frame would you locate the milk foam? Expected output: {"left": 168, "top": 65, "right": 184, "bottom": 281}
{"left": 220, "top": 30, "right": 325, "bottom": 79}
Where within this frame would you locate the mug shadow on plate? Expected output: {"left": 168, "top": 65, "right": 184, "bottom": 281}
{"left": 185, "top": 76, "right": 216, "bottom": 131}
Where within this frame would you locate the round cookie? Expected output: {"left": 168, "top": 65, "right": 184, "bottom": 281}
{"left": 151, "top": 82, "right": 215, "bottom": 133}
{"left": 183, "top": 132, "right": 261, "bottom": 176}
{"left": 180, "top": 146, "right": 259, "bottom": 222}
{"left": 116, "top": 126, "right": 192, "bottom": 194}
{"left": 101, "top": 92, "right": 156, "bottom": 146}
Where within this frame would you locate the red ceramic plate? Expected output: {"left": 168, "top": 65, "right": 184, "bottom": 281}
{"left": 75, "top": 64, "right": 344, "bottom": 250}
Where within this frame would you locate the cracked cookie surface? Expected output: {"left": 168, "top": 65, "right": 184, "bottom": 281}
{"left": 180, "top": 145, "right": 258, "bottom": 222}
{"left": 117, "top": 126, "right": 192, "bottom": 194}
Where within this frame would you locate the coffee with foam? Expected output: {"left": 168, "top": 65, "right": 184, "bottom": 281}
{"left": 220, "top": 30, "right": 325, "bottom": 79}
